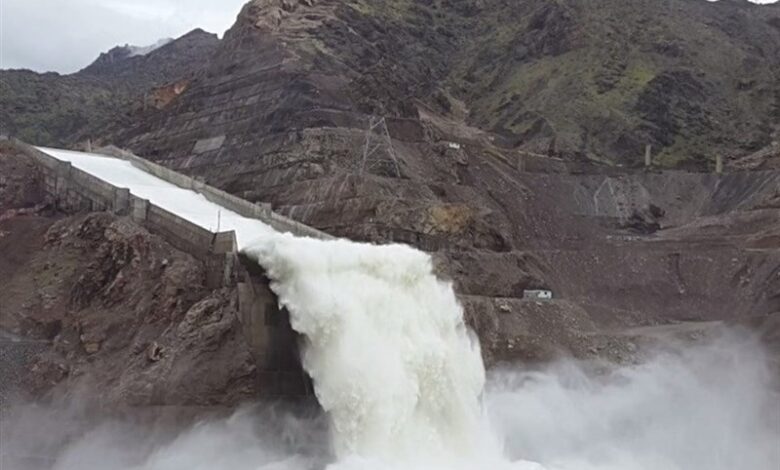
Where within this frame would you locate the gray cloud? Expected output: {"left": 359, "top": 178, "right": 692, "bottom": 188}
{"left": 0, "top": 0, "right": 249, "bottom": 73}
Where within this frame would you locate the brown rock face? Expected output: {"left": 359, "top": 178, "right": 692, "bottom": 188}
{"left": 2, "top": 211, "right": 259, "bottom": 407}
{"left": 85, "top": 0, "right": 780, "bottom": 366}
{"left": 100, "top": 0, "right": 780, "bottom": 168}
{"left": 3, "top": 0, "right": 780, "bottom": 404}
{"left": 0, "top": 148, "right": 258, "bottom": 407}
{"left": 147, "top": 80, "right": 190, "bottom": 110}
{"left": 4, "top": 0, "right": 779, "bottom": 166}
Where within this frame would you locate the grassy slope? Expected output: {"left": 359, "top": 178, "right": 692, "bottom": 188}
{"left": 449, "top": 0, "right": 780, "bottom": 167}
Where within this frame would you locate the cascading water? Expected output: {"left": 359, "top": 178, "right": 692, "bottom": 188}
{"left": 243, "top": 233, "right": 540, "bottom": 469}
{"left": 241, "top": 228, "right": 780, "bottom": 470}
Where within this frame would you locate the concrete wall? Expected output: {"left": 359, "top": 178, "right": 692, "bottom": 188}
{"left": 10, "top": 139, "right": 310, "bottom": 397}
{"left": 15, "top": 142, "right": 129, "bottom": 216}
{"left": 98, "top": 145, "right": 333, "bottom": 240}
{"left": 236, "top": 266, "right": 311, "bottom": 397}
{"left": 10, "top": 139, "right": 236, "bottom": 290}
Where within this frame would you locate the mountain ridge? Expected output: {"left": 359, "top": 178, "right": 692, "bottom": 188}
{"left": 0, "top": 29, "right": 220, "bottom": 146}
{"left": 3, "top": 1, "right": 778, "bottom": 167}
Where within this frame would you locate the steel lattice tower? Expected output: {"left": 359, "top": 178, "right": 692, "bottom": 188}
{"left": 360, "top": 116, "right": 401, "bottom": 178}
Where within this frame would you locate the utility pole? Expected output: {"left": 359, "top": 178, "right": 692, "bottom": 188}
{"left": 360, "top": 116, "right": 402, "bottom": 178}
{"left": 644, "top": 144, "right": 652, "bottom": 168}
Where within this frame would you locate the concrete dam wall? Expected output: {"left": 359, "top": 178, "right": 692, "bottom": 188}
{"left": 8, "top": 138, "right": 323, "bottom": 397}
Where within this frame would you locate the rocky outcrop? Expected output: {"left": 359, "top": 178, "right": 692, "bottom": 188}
{"left": 0, "top": 210, "right": 260, "bottom": 406}
{"left": 78, "top": 29, "right": 218, "bottom": 92}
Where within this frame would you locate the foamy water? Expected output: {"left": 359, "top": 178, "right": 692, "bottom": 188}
{"left": 4, "top": 333, "right": 778, "bottom": 470}
{"left": 240, "top": 233, "right": 779, "bottom": 470}
{"left": 5, "top": 332, "right": 777, "bottom": 470}
{"left": 243, "top": 233, "right": 513, "bottom": 468}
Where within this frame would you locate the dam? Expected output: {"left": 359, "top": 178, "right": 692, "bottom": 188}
{"left": 6, "top": 138, "right": 332, "bottom": 397}
{"left": 2, "top": 138, "right": 779, "bottom": 470}
{"left": 4, "top": 138, "right": 503, "bottom": 466}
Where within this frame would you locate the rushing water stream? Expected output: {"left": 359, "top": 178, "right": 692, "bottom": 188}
{"left": 243, "top": 234, "right": 514, "bottom": 468}
{"left": 241, "top": 233, "right": 779, "bottom": 470}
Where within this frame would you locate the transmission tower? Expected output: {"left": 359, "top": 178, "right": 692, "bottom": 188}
{"left": 360, "top": 116, "right": 402, "bottom": 178}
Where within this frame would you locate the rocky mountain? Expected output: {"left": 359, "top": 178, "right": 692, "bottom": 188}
{"left": 94, "top": 0, "right": 778, "bottom": 367}
{"left": 452, "top": 0, "right": 780, "bottom": 167}
{"left": 38, "top": 0, "right": 766, "bottom": 347}
{"left": 4, "top": 1, "right": 779, "bottom": 166}
{"left": 2, "top": 0, "right": 779, "bottom": 405}
{"left": 77, "top": 30, "right": 214, "bottom": 89}
{"left": 0, "top": 29, "right": 219, "bottom": 146}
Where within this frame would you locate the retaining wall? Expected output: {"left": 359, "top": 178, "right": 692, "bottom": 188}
{"left": 10, "top": 139, "right": 236, "bottom": 289}
{"left": 236, "top": 265, "right": 311, "bottom": 397}
{"left": 10, "top": 139, "right": 311, "bottom": 397}
{"left": 98, "top": 145, "right": 332, "bottom": 240}
{"left": 14, "top": 143, "right": 130, "bottom": 215}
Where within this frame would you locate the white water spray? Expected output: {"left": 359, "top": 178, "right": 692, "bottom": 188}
{"left": 243, "top": 233, "right": 501, "bottom": 467}
{"left": 243, "top": 231, "right": 780, "bottom": 470}
{"left": 5, "top": 322, "right": 777, "bottom": 470}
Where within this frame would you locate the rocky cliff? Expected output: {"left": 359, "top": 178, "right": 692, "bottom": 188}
{"left": 0, "top": 144, "right": 258, "bottom": 407}
{"left": 5, "top": 1, "right": 779, "bottom": 166}
{"left": 2, "top": 0, "right": 780, "bottom": 406}
{"left": 87, "top": 0, "right": 780, "bottom": 169}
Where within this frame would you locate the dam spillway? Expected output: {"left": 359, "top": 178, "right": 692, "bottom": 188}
{"left": 19, "top": 142, "right": 514, "bottom": 466}
{"left": 12, "top": 141, "right": 333, "bottom": 397}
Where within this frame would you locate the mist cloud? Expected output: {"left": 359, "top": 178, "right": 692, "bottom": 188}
{"left": 3, "top": 330, "right": 778, "bottom": 470}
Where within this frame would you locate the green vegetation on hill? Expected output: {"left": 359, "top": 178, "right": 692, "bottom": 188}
{"left": 311, "top": 0, "right": 779, "bottom": 167}
{"left": 446, "top": 0, "right": 780, "bottom": 166}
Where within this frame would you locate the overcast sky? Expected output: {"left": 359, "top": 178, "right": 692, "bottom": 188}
{"left": 1, "top": 0, "right": 778, "bottom": 74}
{"left": 0, "top": 0, "right": 249, "bottom": 73}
